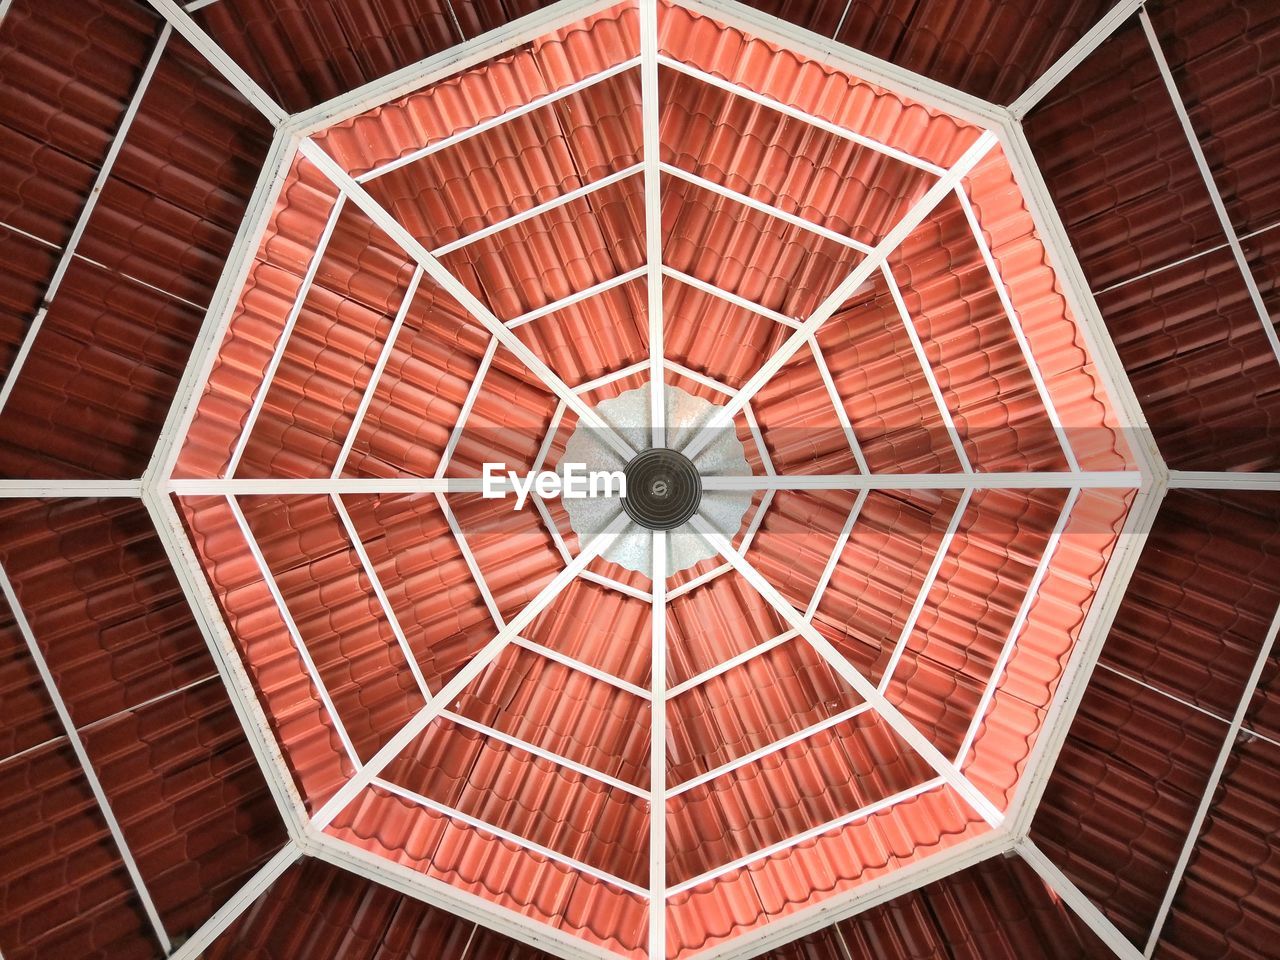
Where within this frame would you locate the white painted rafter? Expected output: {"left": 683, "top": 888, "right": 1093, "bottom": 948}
{"left": 0, "top": 562, "right": 173, "bottom": 954}
{"left": 355, "top": 58, "right": 641, "bottom": 183}
{"left": 1142, "top": 598, "right": 1280, "bottom": 956}
{"left": 648, "top": 527, "right": 668, "bottom": 957}
{"left": 226, "top": 196, "right": 347, "bottom": 477}
{"left": 333, "top": 266, "right": 426, "bottom": 478}
{"left": 227, "top": 495, "right": 363, "bottom": 768}
{"left": 143, "top": 0, "right": 287, "bottom": 125}
{"left": 1140, "top": 9, "right": 1280, "bottom": 367}
{"left": 641, "top": 0, "right": 666, "bottom": 449}
{"left": 0, "top": 24, "right": 172, "bottom": 417}
{"left": 701, "top": 472, "right": 1138, "bottom": 491}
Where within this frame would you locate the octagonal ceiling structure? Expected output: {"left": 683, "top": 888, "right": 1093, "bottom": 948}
{"left": 142, "top": 1, "right": 1150, "bottom": 958}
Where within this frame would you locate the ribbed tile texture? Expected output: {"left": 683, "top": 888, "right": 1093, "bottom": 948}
{"left": 0, "top": 500, "right": 286, "bottom": 956}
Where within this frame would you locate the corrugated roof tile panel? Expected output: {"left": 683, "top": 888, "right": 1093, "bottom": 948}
{"left": 0, "top": 742, "right": 159, "bottom": 960}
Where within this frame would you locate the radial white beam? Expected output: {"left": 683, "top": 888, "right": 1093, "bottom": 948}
{"left": 333, "top": 266, "right": 425, "bottom": 478}
{"left": 299, "top": 139, "right": 637, "bottom": 463}
{"left": 701, "top": 472, "right": 1138, "bottom": 491}
{"left": 690, "top": 516, "right": 1003, "bottom": 828}
{"left": 1140, "top": 10, "right": 1280, "bottom": 368}
{"left": 681, "top": 131, "right": 999, "bottom": 464}
{"left": 648, "top": 527, "right": 668, "bottom": 958}
{"left": 165, "top": 842, "right": 301, "bottom": 960}
{"left": 227, "top": 496, "right": 362, "bottom": 767}
{"left": 310, "top": 511, "right": 633, "bottom": 830}
{"left": 143, "top": 0, "right": 287, "bottom": 125}
{"left": 1008, "top": 0, "right": 1144, "bottom": 120}
{"left": 879, "top": 489, "right": 973, "bottom": 691}
{"left": 0, "top": 24, "right": 171, "bottom": 417}
{"left": 641, "top": 0, "right": 666, "bottom": 449}
{"left": 1142, "top": 598, "right": 1280, "bottom": 956}
{"left": 954, "top": 487, "right": 1080, "bottom": 764}
{"left": 1019, "top": 840, "right": 1144, "bottom": 960}
{"left": 0, "top": 562, "right": 172, "bottom": 954}
{"left": 226, "top": 196, "right": 347, "bottom": 477}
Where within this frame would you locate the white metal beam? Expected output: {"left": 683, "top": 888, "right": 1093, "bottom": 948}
{"left": 678, "top": 0, "right": 1007, "bottom": 129}
{"left": 660, "top": 163, "right": 874, "bottom": 254}
{"left": 1019, "top": 840, "right": 1143, "bottom": 960}
{"left": 141, "top": 488, "right": 310, "bottom": 835}
{"left": 668, "top": 703, "right": 873, "bottom": 798}
{"left": 804, "top": 489, "right": 869, "bottom": 621}
{"left": 808, "top": 334, "right": 871, "bottom": 475}
{"left": 700, "top": 472, "right": 1139, "bottom": 491}
{"left": 661, "top": 266, "right": 801, "bottom": 329}
{"left": 330, "top": 493, "right": 432, "bottom": 701}
{"left": 879, "top": 489, "right": 973, "bottom": 691}
{"left": 1142, "top": 598, "right": 1280, "bottom": 956}
{"left": 146, "top": 124, "right": 299, "bottom": 485}
{"left": 226, "top": 196, "right": 347, "bottom": 477}
{"left": 0, "top": 24, "right": 171, "bottom": 417}
{"left": 0, "top": 562, "right": 172, "bottom": 954}
{"left": 690, "top": 515, "right": 1003, "bottom": 829}
{"left": 308, "top": 829, "right": 625, "bottom": 960}
{"left": 507, "top": 267, "right": 647, "bottom": 330}
{"left": 165, "top": 842, "right": 301, "bottom": 960}
{"left": 227, "top": 495, "right": 362, "bottom": 768}
{"left": 431, "top": 164, "right": 644, "bottom": 258}
{"left": 333, "top": 266, "right": 425, "bottom": 478}
{"left": 953, "top": 185, "right": 1080, "bottom": 471}
{"left": 439, "top": 709, "right": 649, "bottom": 800}
{"left": 994, "top": 116, "right": 1164, "bottom": 483}
{"left": 641, "top": 0, "right": 666, "bottom": 449}
{"left": 1008, "top": 0, "right": 1144, "bottom": 120}
{"left": 143, "top": 0, "right": 287, "bottom": 125}
{"left": 954, "top": 488, "right": 1080, "bottom": 765}
{"left": 310, "top": 511, "right": 632, "bottom": 830}
{"left": 511, "top": 635, "right": 650, "bottom": 701}
{"left": 666, "top": 777, "right": 946, "bottom": 897}
{"left": 1008, "top": 479, "right": 1168, "bottom": 838}
{"left": 880, "top": 262, "right": 973, "bottom": 472}
{"left": 681, "top": 131, "right": 1000, "bottom": 465}
{"left": 665, "top": 629, "right": 797, "bottom": 699}
{"left": 0, "top": 480, "right": 143, "bottom": 498}
{"left": 648, "top": 527, "right": 668, "bottom": 958}
{"left": 433, "top": 338, "right": 499, "bottom": 479}
{"left": 298, "top": 138, "right": 637, "bottom": 464}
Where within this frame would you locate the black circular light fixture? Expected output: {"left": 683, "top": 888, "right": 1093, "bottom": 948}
{"left": 621, "top": 447, "right": 702, "bottom": 531}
